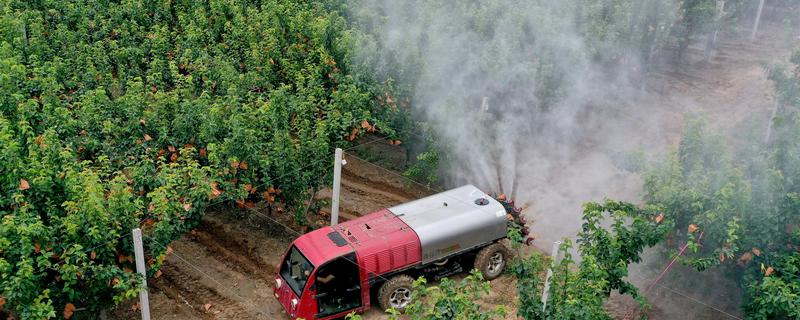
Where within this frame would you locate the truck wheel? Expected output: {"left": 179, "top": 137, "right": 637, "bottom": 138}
{"left": 378, "top": 274, "right": 414, "bottom": 313}
{"left": 474, "top": 242, "right": 508, "bottom": 280}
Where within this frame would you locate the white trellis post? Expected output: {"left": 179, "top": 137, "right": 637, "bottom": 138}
{"left": 541, "top": 240, "right": 562, "bottom": 313}
{"left": 751, "top": 0, "right": 765, "bottom": 41}
{"left": 331, "top": 148, "right": 344, "bottom": 225}
{"left": 132, "top": 228, "right": 151, "bottom": 320}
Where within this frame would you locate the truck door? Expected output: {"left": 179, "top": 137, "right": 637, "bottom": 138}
{"left": 315, "top": 252, "right": 361, "bottom": 317}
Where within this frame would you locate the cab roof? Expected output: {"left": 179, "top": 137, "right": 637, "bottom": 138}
{"left": 293, "top": 209, "right": 420, "bottom": 269}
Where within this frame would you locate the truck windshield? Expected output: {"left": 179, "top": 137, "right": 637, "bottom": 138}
{"left": 280, "top": 246, "right": 314, "bottom": 296}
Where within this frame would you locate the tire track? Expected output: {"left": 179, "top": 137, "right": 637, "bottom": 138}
{"left": 189, "top": 220, "right": 277, "bottom": 281}
{"left": 153, "top": 263, "right": 256, "bottom": 320}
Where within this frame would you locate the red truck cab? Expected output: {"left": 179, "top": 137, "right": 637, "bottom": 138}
{"left": 273, "top": 185, "right": 521, "bottom": 319}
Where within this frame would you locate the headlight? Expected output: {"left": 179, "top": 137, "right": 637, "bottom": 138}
{"left": 275, "top": 278, "right": 282, "bottom": 289}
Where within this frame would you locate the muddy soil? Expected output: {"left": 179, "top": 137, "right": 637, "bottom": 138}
{"left": 109, "top": 19, "right": 797, "bottom": 320}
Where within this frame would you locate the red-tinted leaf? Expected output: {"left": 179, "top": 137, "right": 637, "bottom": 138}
{"left": 19, "top": 179, "right": 30, "bottom": 190}
{"left": 210, "top": 183, "right": 223, "bottom": 199}
{"left": 64, "top": 303, "right": 75, "bottom": 319}
{"left": 738, "top": 252, "right": 753, "bottom": 265}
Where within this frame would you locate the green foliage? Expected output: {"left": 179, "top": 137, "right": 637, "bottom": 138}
{"left": 403, "top": 125, "right": 443, "bottom": 187}
{"left": 0, "top": 0, "right": 405, "bottom": 317}
{"left": 403, "top": 270, "right": 506, "bottom": 320}
{"left": 511, "top": 200, "right": 670, "bottom": 320}
{"left": 672, "top": 0, "right": 717, "bottom": 62}
{"left": 345, "top": 270, "right": 504, "bottom": 320}
{"left": 643, "top": 118, "right": 754, "bottom": 271}
{"left": 742, "top": 251, "right": 800, "bottom": 319}
{"left": 643, "top": 48, "right": 800, "bottom": 318}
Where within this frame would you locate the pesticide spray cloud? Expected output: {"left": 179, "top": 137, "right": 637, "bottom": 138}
{"left": 349, "top": 0, "right": 681, "bottom": 248}
{"left": 347, "top": 1, "right": 800, "bottom": 318}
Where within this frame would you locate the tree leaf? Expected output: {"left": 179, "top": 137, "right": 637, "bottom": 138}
{"left": 19, "top": 179, "right": 30, "bottom": 190}
{"left": 64, "top": 303, "right": 75, "bottom": 319}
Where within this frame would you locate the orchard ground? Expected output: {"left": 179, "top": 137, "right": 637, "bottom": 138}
{"left": 107, "top": 19, "right": 796, "bottom": 320}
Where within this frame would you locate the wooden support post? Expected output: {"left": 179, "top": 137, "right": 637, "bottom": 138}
{"left": 132, "top": 228, "right": 151, "bottom": 320}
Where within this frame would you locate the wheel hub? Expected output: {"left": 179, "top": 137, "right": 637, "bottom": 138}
{"left": 487, "top": 251, "right": 504, "bottom": 276}
{"left": 389, "top": 287, "right": 412, "bottom": 308}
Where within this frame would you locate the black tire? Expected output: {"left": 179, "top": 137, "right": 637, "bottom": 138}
{"left": 377, "top": 274, "right": 414, "bottom": 313}
{"left": 474, "top": 242, "right": 509, "bottom": 280}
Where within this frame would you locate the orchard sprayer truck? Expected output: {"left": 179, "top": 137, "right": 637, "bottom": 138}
{"left": 273, "top": 184, "right": 530, "bottom": 319}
